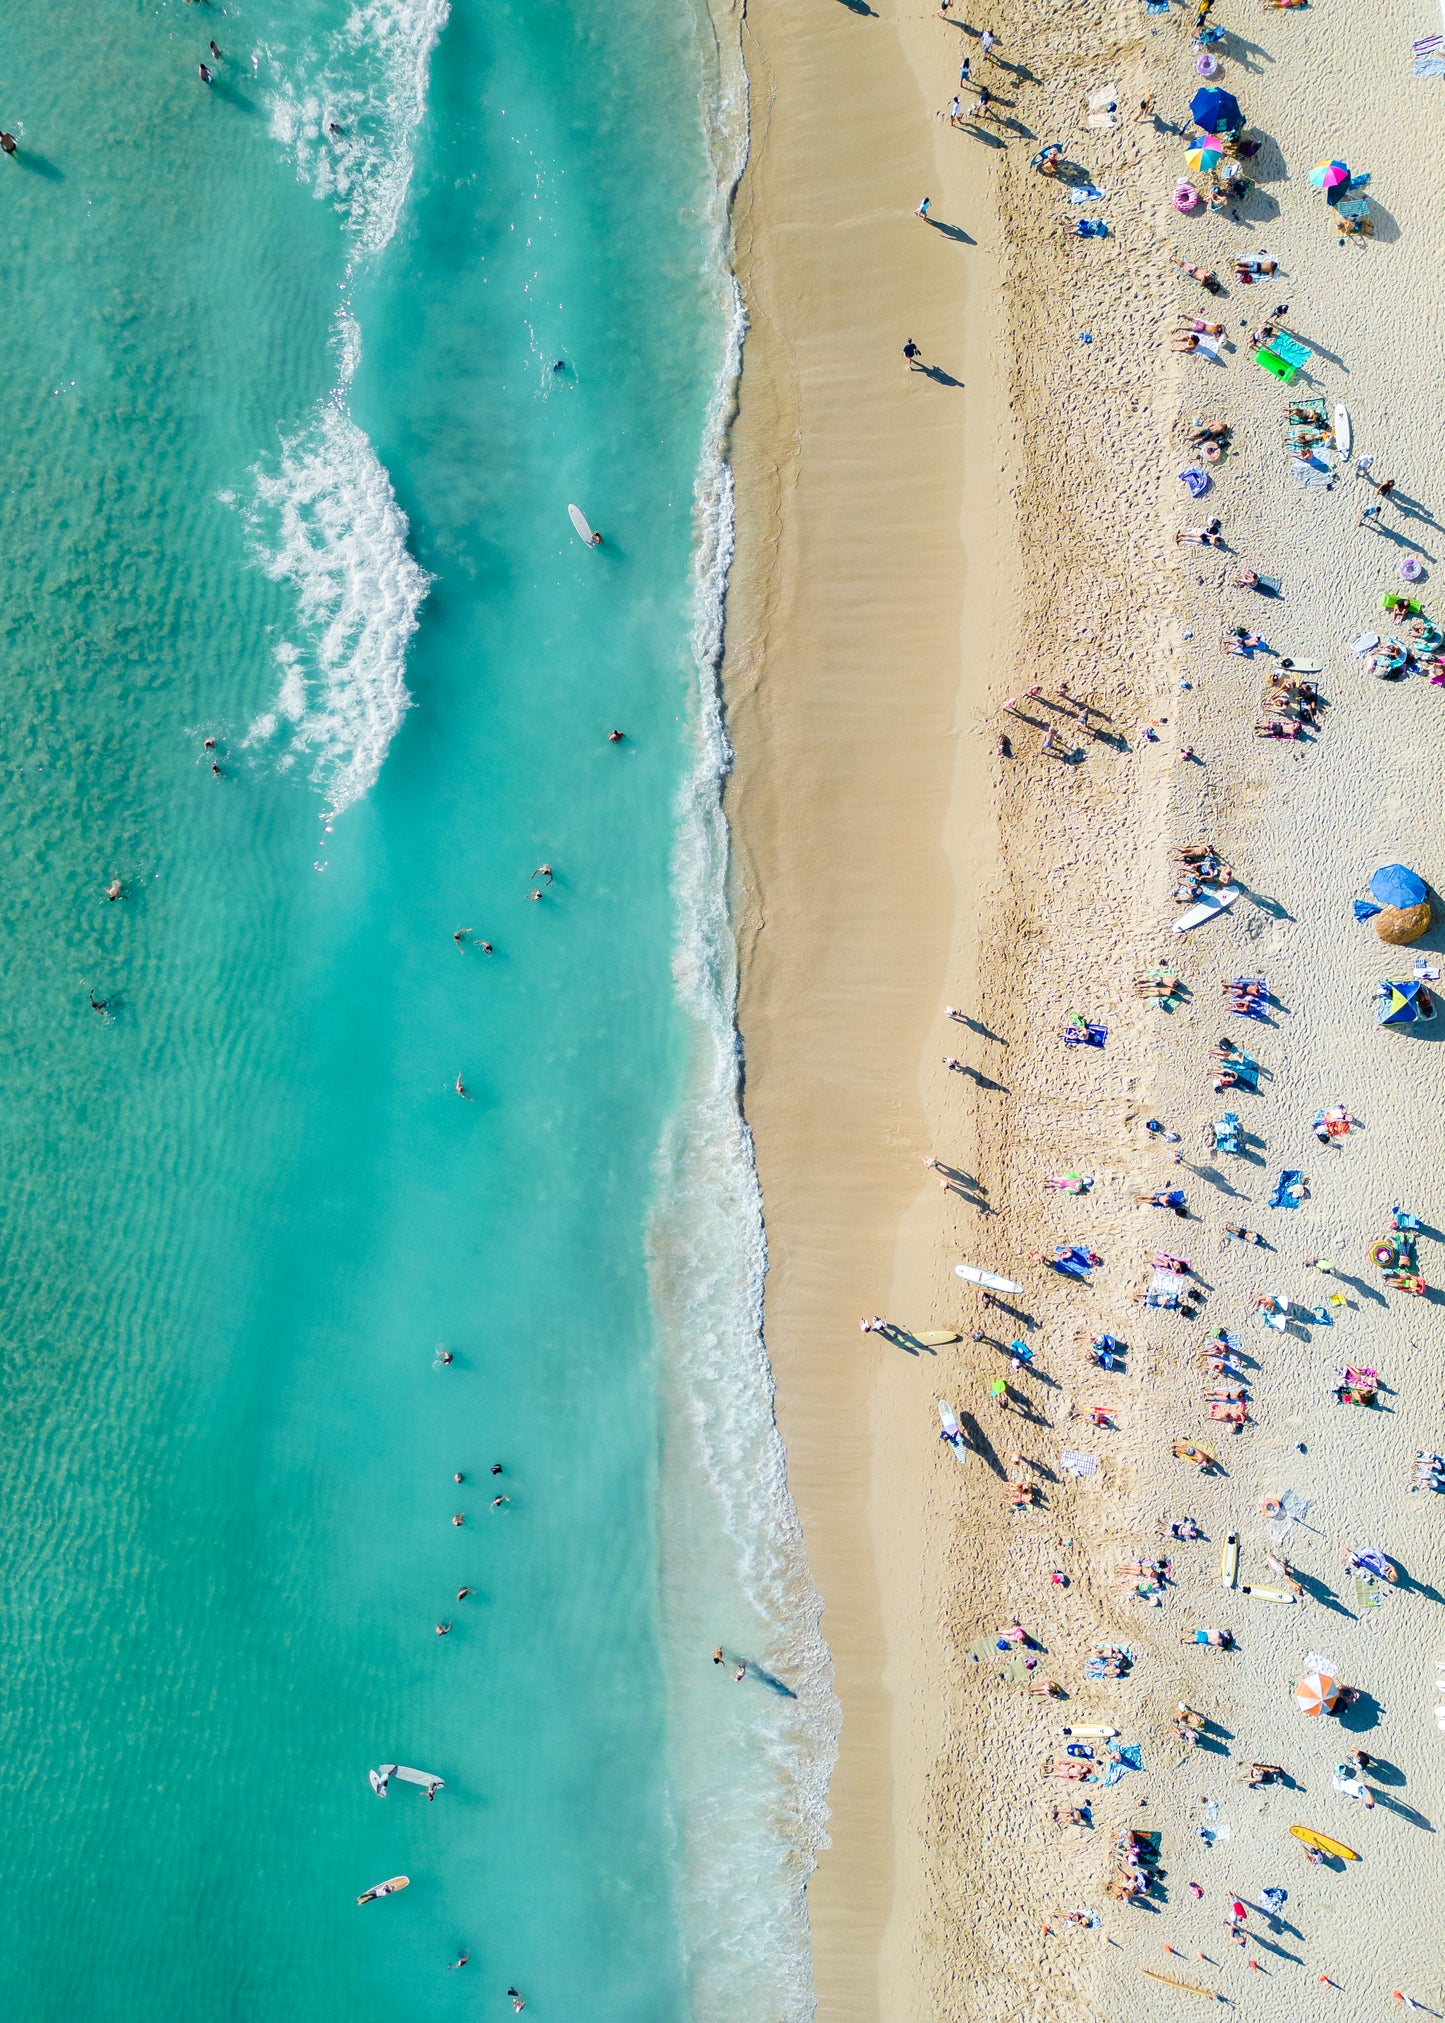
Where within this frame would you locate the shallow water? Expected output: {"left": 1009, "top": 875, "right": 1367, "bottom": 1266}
{"left": 0, "top": 3, "right": 833, "bottom": 2016}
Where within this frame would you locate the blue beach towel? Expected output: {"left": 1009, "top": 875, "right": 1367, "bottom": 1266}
{"left": 1268, "top": 1170, "right": 1306, "bottom": 1209}
{"left": 1075, "top": 219, "right": 1109, "bottom": 238}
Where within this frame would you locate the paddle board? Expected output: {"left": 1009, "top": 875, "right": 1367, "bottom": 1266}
{"left": 1220, "top": 1532, "right": 1239, "bottom": 1588}
{"left": 955, "top": 1263, "right": 1023, "bottom": 1293}
{"left": 917, "top": 1329, "right": 961, "bottom": 1346}
{"left": 567, "top": 503, "right": 597, "bottom": 546}
{"left": 368, "top": 1767, "right": 393, "bottom": 1797}
{"left": 937, "top": 1400, "right": 968, "bottom": 1464}
{"left": 1289, "top": 1825, "right": 1358, "bottom": 1861}
{"left": 1173, "top": 886, "right": 1241, "bottom": 933}
{"left": 392, "top": 1766, "right": 444, "bottom": 1791}
{"left": 1334, "top": 405, "right": 1352, "bottom": 457}
{"left": 1240, "top": 1585, "right": 1296, "bottom": 1603}
{"left": 357, "top": 1876, "right": 410, "bottom": 1904}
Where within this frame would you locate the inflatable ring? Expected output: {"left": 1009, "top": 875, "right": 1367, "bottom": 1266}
{"left": 1174, "top": 184, "right": 1202, "bottom": 214}
{"left": 1202, "top": 440, "right": 1222, "bottom": 462}
{"left": 1260, "top": 1495, "right": 1282, "bottom": 1516}
{"left": 1370, "top": 1242, "right": 1396, "bottom": 1269}
{"left": 1401, "top": 556, "right": 1423, "bottom": 582}
{"left": 1196, "top": 51, "right": 1220, "bottom": 76}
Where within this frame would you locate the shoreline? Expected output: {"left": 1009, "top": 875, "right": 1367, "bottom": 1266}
{"left": 720, "top": 0, "right": 1018, "bottom": 2010}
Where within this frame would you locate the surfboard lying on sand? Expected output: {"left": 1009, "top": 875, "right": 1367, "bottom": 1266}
{"left": 937, "top": 1400, "right": 969, "bottom": 1464}
{"left": 357, "top": 1876, "right": 410, "bottom": 1905}
{"left": 1241, "top": 1585, "right": 1297, "bottom": 1603}
{"left": 1220, "top": 1533, "right": 1239, "bottom": 1588}
{"left": 916, "top": 1329, "right": 961, "bottom": 1346}
{"left": 1058, "top": 1725, "right": 1118, "bottom": 1738}
{"left": 1334, "top": 405, "right": 1352, "bottom": 457}
{"left": 1173, "top": 886, "right": 1241, "bottom": 933}
{"left": 567, "top": 503, "right": 597, "bottom": 545}
{"left": 1289, "top": 1825, "right": 1358, "bottom": 1861}
{"left": 955, "top": 1263, "right": 1023, "bottom": 1293}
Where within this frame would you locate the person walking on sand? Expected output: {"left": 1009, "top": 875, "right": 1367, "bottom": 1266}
{"left": 916, "top": 196, "right": 932, "bottom": 221}
{"left": 949, "top": 95, "right": 963, "bottom": 126}
{"left": 903, "top": 339, "right": 923, "bottom": 369}
{"left": 980, "top": 27, "right": 996, "bottom": 60}
{"left": 959, "top": 55, "right": 971, "bottom": 85}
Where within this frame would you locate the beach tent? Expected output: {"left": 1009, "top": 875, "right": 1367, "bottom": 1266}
{"left": 1294, "top": 1671, "right": 1340, "bottom": 1717}
{"left": 1189, "top": 86, "right": 1243, "bottom": 133}
{"left": 1371, "top": 864, "right": 1428, "bottom": 909}
{"left": 1376, "top": 979, "right": 1436, "bottom": 1026}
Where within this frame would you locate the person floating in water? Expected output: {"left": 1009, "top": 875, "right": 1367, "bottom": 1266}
{"left": 490, "top": 1463, "right": 503, "bottom": 1475}
{"left": 435, "top": 1348, "right": 454, "bottom": 1367}
{"left": 551, "top": 360, "right": 565, "bottom": 373}
{"left": 0, "top": 134, "right": 17, "bottom": 157}
{"left": 456, "top": 1586, "right": 472, "bottom": 1601}
{"left": 105, "top": 878, "right": 122, "bottom": 902}
{"left": 531, "top": 865, "right": 553, "bottom": 885}
{"left": 508, "top": 1991, "right": 526, "bottom": 2014}
{"left": 89, "top": 990, "right": 110, "bottom": 1016}
{"left": 447, "top": 1952, "right": 470, "bottom": 1971}
{"left": 455, "top": 1074, "right": 472, "bottom": 1100}
{"left": 452, "top": 1513, "right": 465, "bottom": 1527}
{"left": 608, "top": 729, "right": 625, "bottom": 742}
{"left": 454, "top": 927, "right": 471, "bottom": 950}
{"left": 209, "top": 40, "right": 222, "bottom": 59}
{"left": 491, "top": 1495, "right": 510, "bottom": 1511}
{"left": 479, "top": 940, "right": 494, "bottom": 954}
{"left": 435, "top": 1621, "right": 452, "bottom": 1636}
{"left": 198, "top": 62, "right": 213, "bottom": 84}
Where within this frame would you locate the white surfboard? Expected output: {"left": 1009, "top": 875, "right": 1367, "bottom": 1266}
{"left": 1334, "top": 406, "right": 1352, "bottom": 457}
{"left": 1220, "top": 1532, "right": 1239, "bottom": 1588}
{"left": 1240, "top": 1585, "right": 1297, "bottom": 1603}
{"left": 937, "top": 1400, "right": 968, "bottom": 1464}
{"left": 1173, "top": 886, "right": 1241, "bottom": 933}
{"left": 955, "top": 1263, "right": 1023, "bottom": 1294}
{"left": 1058, "top": 1725, "right": 1118, "bottom": 1737}
{"left": 1278, "top": 659, "right": 1323, "bottom": 675}
{"left": 567, "top": 503, "right": 597, "bottom": 546}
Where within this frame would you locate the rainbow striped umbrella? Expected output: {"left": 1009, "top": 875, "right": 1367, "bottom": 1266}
{"left": 1185, "top": 143, "right": 1223, "bottom": 173}
{"left": 1309, "top": 159, "right": 1350, "bottom": 190}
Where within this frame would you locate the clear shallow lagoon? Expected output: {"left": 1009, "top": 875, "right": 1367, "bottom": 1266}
{"left": 0, "top": 3, "right": 833, "bottom": 2018}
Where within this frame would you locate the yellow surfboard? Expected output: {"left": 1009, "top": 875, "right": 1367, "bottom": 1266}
{"left": 1289, "top": 1826, "right": 1358, "bottom": 1861}
{"left": 357, "top": 1875, "right": 410, "bottom": 1904}
{"left": 915, "top": 1329, "right": 961, "bottom": 1346}
{"left": 1220, "top": 1532, "right": 1238, "bottom": 1588}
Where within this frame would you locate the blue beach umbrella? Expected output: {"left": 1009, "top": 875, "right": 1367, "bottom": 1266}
{"left": 1370, "top": 863, "right": 1427, "bottom": 910}
{"left": 1190, "top": 86, "right": 1243, "bottom": 134}
{"left": 1375, "top": 979, "right": 1436, "bottom": 1027}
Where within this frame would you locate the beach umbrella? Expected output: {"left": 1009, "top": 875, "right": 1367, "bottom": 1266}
{"left": 1370, "top": 864, "right": 1427, "bottom": 910}
{"left": 1375, "top": 979, "right": 1436, "bottom": 1026}
{"left": 1189, "top": 85, "right": 1243, "bottom": 134}
{"left": 1185, "top": 143, "right": 1223, "bottom": 173}
{"left": 1309, "top": 159, "right": 1349, "bottom": 190}
{"left": 1294, "top": 1671, "right": 1340, "bottom": 1716}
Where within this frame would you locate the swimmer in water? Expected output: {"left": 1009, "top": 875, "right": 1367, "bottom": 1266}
{"left": 591, "top": 531, "right": 603, "bottom": 546}
{"left": 0, "top": 134, "right": 17, "bottom": 157}
{"left": 89, "top": 991, "right": 110, "bottom": 1016}
{"left": 479, "top": 940, "right": 494, "bottom": 954}
{"left": 203, "top": 737, "right": 216, "bottom": 751}
{"left": 527, "top": 890, "right": 542, "bottom": 902}
{"left": 436, "top": 1349, "right": 454, "bottom": 1367}
{"left": 452, "top": 1513, "right": 465, "bottom": 1527}
{"left": 490, "top": 1463, "right": 503, "bottom": 1475}
{"left": 551, "top": 360, "right": 565, "bottom": 372}
{"left": 198, "top": 62, "right": 213, "bottom": 84}
{"left": 608, "top": 729, "right": 625, "bottom": 742}
{"left": 453, "top": 927, "right": 471, "bottom": 949}
{"left": 532, "top": 866, "right": 553, "bottom": 885}
{"left": 105, "top": 878, "right": 122, "bottom": 902}
{"left": 491, "top": 1495, "right": 510, "bottom": 1510}
{"left": 453, "top": 1472, "right": 465, "bottom": 1484}
{"left": 508, "top": 1991, "right": 526, "bottom": 2014}
{"left": 455, "top": 1074, "right": 472, "bottom": 1100}
{"left": 447, "top": 1952, "right": 470, "bottom": 1970}
{"left": 456, "top": 1586, "right": 472, "bottom": 1600}
{"left": 435, "top": 1621, "right": 452, "bottom": 1636}
{"left": 209, "top": 40, "right": 222, "bottom": 59}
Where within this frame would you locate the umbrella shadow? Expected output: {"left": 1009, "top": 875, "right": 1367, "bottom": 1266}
{"left": 1336, "top": 1689, "right": 1381, "bottom": 1734}
{"left": 1366, "top": 201, "right": 1401, "bottom": 246}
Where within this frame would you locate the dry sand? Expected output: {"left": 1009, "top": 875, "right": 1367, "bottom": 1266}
{"left": 722, "top": 0, "right": 1445, "bottom": 2016}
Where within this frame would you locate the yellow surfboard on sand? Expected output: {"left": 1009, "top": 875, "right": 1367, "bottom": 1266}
{"left": 915, "top": 1329, "right": 961, "bottom": 1346}
{"left": 1220, "top": 1532, "right": 1238, "bottom": 1588}
{"left": 1289, "top": 1825, "right": 1359, "bottom": 1861}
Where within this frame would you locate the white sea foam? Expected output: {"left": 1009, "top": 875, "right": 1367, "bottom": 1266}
{"left": 241, "top": 387, "right": 429, "bottom": 817}
{"left": 246, "top": 2, "right": 448, "bottom": 816}
{"left": 264, "top": 0, "right": 450, "bottom": 270}
{"left": 650, "top": 18, "right": 839, "bottom": 2020}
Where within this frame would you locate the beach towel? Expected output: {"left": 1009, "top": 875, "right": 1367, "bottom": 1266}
{"left": 1102, "top": 1744, "right": 1143, "bottom": 1786}
{"left": 1052, "top": 1247, "right": 1095, "bottom": 1278}
{"left": 1180, "top": 467, "right": 1211, "bottom": 498}
{"left": 1309, "top": 1306, "right": 1333, "bottom": 1327}
{"left": 1061, "top": 1450, "right": 1099, "bottom": 1477}
{"left": 1061, "top": 1021, "right": 1107, "bottom": 1047}
{"left": 1353, "top": 1577, "right": 1381, "bottom": 1611}
{"left": 1268, "top": 1170, "right": 1306, "bottom": 1209}
{"left": 1068, "top": 184, "right": 1106, "bottom": 203}
{"left": 1193, "top": 333, "right": 1222, "bottom": 359}
{"left": 1354, "top": 899, "right": 1382, "bottom": 922}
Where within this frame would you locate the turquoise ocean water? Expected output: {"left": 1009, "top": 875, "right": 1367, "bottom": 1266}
{"left": 0, "top": 4, "right": 834, "bottom": 2019}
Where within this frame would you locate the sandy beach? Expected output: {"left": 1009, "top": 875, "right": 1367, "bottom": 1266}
{"left": 724, "top": 0, "right": 1445, "bottom": 2014}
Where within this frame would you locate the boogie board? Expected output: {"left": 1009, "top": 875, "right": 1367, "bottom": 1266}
{"left": 1334, "top": 405, "right": 1352, "bottom": 457}
{"left": 955, "top": 1263, "right": 1023, "bottom": 1293}
{"left": 1173, "top": 886, "right": 1241, "bottom": 933}
{"left": 567, "top": 503, "right": 597, "bottom": 545}
{"left": 1241, "top": 1585, "right": 1296, "bottom": 1603}
{"left": 1220, "top": 1532, "right": 1239, "bottom": 1588}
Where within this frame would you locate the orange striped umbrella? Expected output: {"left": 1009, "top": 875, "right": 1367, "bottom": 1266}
{"left": 1294, "top": 1671, "right": 1339, "bottom": 1716}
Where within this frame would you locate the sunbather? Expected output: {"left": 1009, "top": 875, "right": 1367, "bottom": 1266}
{"left": 1176, "top": 521, "right": 1224, "bottom": 547}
